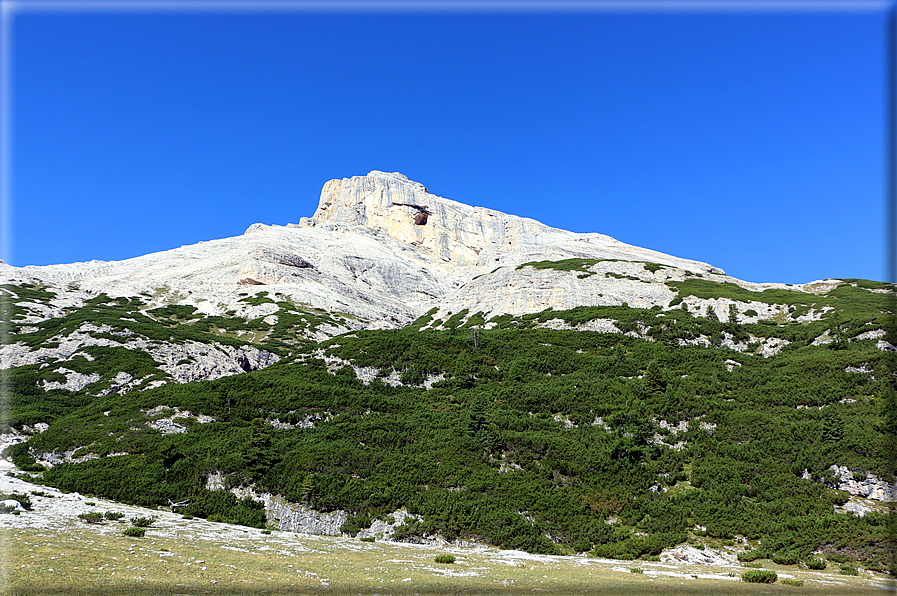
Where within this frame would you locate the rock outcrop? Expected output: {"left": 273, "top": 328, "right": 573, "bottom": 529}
{"left": 828, "top": 465, "right": 897, "bottom": 502}
{"left": 0, "top": 322, "right": 280, "bottom": 393}
{"left": 305, "top": 171, "right": 723, "bottom": 273}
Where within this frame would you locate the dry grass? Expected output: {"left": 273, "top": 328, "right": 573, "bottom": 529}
{"left": 2, "top": 524, "right": 893, "bottom": 596}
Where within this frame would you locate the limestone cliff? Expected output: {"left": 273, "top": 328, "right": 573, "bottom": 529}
{"left": 303, "top": 170, "right": 723, "bottom": 274}
{"left": 304, "top": 170, "right": 575, "bottom": 267}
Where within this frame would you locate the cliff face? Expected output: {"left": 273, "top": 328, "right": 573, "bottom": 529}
{"left": 304, "top": 171, "right": 723, "bottom": 275}
{"left": 306, "top": 171, "right": 595, "bottom": 266}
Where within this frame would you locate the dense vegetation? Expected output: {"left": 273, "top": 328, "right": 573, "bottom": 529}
{"left": 2, "top": 277, "right": 895, "bottom": 573}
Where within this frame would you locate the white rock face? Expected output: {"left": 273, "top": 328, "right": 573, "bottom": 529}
{"left": 40, "top": 368, "right": 102, "bottom": 392}
{"left": 356, "top": 509, "right": 421, "bottom": 541}
{"left": 829, "top": 465, "right": 897, "bottom": 502}
{"left": 0, "top": 171, "right": 721, "bottom": 328}
{"left": 0, "top": 499, "right": 24, "bottom": 511}
{"left": 309, "top": 172, "right": 722, "bottom": 271}
{"left": 0, "top": 321, "right": 279, "bottom": 389}
{"left": 659, "top": 544, "right": 738, "bottom": 567}
{"left": 205, "top": 473, "right": 348, "bottom": 536}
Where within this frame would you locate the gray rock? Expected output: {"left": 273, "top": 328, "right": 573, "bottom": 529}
{"left": 828, "top": 465, "right": 897, "bottom": 502}
{"left": 265, "top": 496, "right": 348, "bottom": 535}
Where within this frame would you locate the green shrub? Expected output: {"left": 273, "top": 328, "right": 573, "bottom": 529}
{"left": 103, "top": 511, "right": 124, "bottom": 520}
{"left": 340, "top": 513, "right": 372, "bottom": 536}
{"left": 0, "top": 493, "right": 32, "bottom": 510}
{"left": 781, "top": 578, "right": 804, "bottom": 586}
{"left": 571, "top": 538, "right": 592, "bottom": 553}
{"left": 825, "top": 552, "right": 855, "bottom": 564}
{"left": 630, "top": 567, "right": 643, "bottom": 574}
{"left": 516, "top": 258, "right": 599, "bottom": 274}
{"left": 77, "top": 512, "right": 105, "bottom": 524}
{"left": 181, "top": 514, "right": 193, "bottom": 520}
{"left": 130, "top": 516, "right": 156, "bottom": 528}
{"left": 805, "top": 557, "right": 826, "bottom": 570}
{"left": 737, "top": 550, "right": 762, "bottom": 562}
{"left": 772, "top": 550, "right": 801, "bottom": 565}
{"left": 261, "top": 529, "right": 271, "bottom": 535}
{"left": 12, "top": 298, "right": 897, "bottom": 561}
{"left": 123, "top": 526, "right": 145, "bottom": 538}
{"left": 360, "top": 536, "right": 375, "bottom": 542}
{"left": 839, "top": 564, "right": 859, "bottom": 576}
{"left": 434, "top": 554, "right": 456, "bottom": 564}
{"left": 741, "top": 569, "right": 777, "bottom": 583}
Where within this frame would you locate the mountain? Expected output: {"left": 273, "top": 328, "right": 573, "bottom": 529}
{"left": 1, "top": 171, "right": 895, "bottom": 573}
{"left": 3, "top": 170, "right": 730, "bottom": 326}
{"left": 1, "top": 171, "right": 856, "bottom": 371}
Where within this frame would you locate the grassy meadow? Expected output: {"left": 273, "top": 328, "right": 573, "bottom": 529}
{"left": 1, "top": 523, "right": 892, "bottom": 596}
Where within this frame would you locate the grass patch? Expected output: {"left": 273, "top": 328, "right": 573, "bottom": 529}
{"left": 2, "top": 526, "right": 883, "bottom": 596}
{"left": 516, "top": 258, "right": 600, "bottom": 274}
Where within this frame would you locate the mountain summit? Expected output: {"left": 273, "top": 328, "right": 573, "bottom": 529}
{"left": 2, "top": 171, "right": 833, "bottom": 335}
{"left": 303, "top": 170, "right": 723, "bottom": 272}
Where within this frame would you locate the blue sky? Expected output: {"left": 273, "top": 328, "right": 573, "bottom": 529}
{"left": 5, "top": 1, "right": 892, "bottom": 284}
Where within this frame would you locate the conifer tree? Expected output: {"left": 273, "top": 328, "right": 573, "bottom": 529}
{"left": 643, "top": 360, "right": 667, "bottom": 395}
{"left": 821, "top": 406, "right": 844, "bottom": 444}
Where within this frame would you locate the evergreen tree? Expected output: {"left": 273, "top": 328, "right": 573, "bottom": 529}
{"left": 467, "top": 393, "right": 491, "bottom": 444}
{"left": 821, "top": 406, "right": 844, "bottom": 444}
{"left": 643, "top": 360, "right": 667, "bottom": 395}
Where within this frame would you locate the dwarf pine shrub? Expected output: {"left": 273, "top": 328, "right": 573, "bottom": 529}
{"left": 130, "top": 516, "right": 156, "bottom": 528}
{"left": 741, "top": 569, "right": 777, "bottom": 583}
{"left": 77, "top": 512, "right": 105, "bottom": 524}
{"left": 805, "top": 557, "right": 826, "bottom": 570}
{"left": 772, "top": 550, "right": 800, "bottom": 565}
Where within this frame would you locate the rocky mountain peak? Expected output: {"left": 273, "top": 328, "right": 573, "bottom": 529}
{"left": 302, "top": 171, "right": 574, "bottom": 266}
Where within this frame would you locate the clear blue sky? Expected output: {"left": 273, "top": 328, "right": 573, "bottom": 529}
{"left": 6, "top": 1, "right": 892, "bottom": 284}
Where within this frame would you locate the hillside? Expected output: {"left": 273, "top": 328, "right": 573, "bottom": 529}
{"left": 1, "top": 171, "right": 895, "bottom": 576}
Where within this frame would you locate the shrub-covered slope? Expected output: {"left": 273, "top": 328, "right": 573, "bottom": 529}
{"left": 5, "top": 275, "right": 895, "bottom": 572}
{"left": 0, "top": 284, "right": 359, "bottom": 427}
